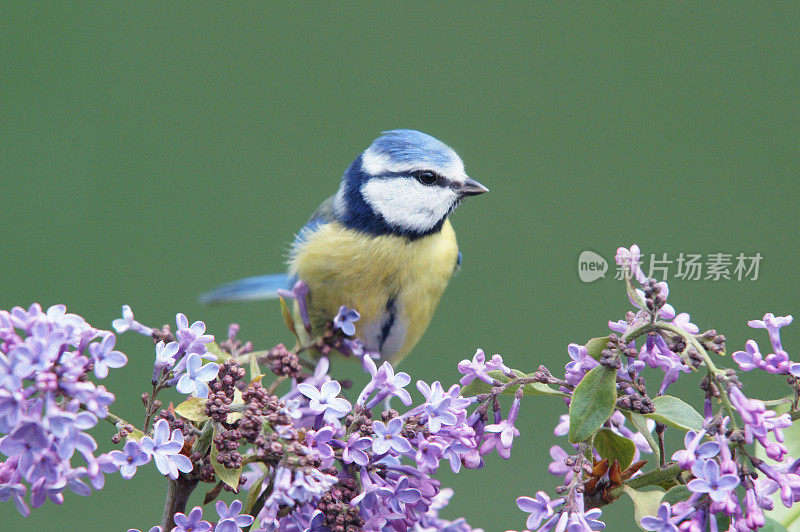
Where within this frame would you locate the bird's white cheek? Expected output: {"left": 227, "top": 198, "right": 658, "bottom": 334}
{"left": 361, "top": 178, "right": 457, "bottom": 233}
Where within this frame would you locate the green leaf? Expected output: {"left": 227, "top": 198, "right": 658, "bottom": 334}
{"left": 568, "top": 365, "right": 617, "bottom": 443}
{"left": 174, "top": 397, "right": 210, "bottom": 422}
{"left": 523, "top": 381, "right": 566, "bottom": 397}
{"left": 244, "top": 470, "right": 269, "bottom": 514}
{"left": 644, "top": 395, "right": 704, "bottom": 432}
{"left": 227, "top": 388, "right": 244, "bottom": 423}
{"left": 585, "top": 336, "right": 610, "bottom": 360}
{"left": 206, "top": 342, "right": 231, "bottom": 362}
{"left": 210, "top": 422, "right": 242, "bottom": 490}
{"left": 249, "top": 350, "right": 261, "bottom": 382}
{"left": 625, "top": 277, "right": 647, "bottom": 309}
{"left": 122, "top": 426, "right": 146, "bottom": 442}
{"left": 279, "top": 297, "right": 298, "bottom": 338}
{"left": 761, "top": 517, "right": 789, "bottom": 531}
{"left": 621, "top": 485, "right": 663, "bottom": 530}
{"left": 194, "top": 420, "right": 214, "bottom": 455}
{"left": 623, "top": 411, "right": 660, "bottom": 463}
{"left": 459, "top": 369, "right": 565, "bottom": 398}
{"left": 593, "top": 428, "right": 636, "bottom": 470}
{"left": 716, "top": 513, "right": 731, "bottom": 530}
{"left": 661, "top": 485, "right": 692, "bottom": 507}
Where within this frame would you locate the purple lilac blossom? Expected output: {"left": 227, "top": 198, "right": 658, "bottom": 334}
{"left": 409, "top": 380, "right": 473, "bottom": 434}
{"left": 340, "top": 434, "right": 372, "bottom": 467}
{"left": 538, "top": 496, "right": 606, "bottom": 532}
{"left": 371, "top": 417, "right": 413, "bottom": 455}
{"left": 0, "top": 457, "right": 29, "bottom": 516}
{"left": 671, "top": 430, "right": 718, "bottom": 472}
{"left": 748, "top": 313, "right": 793, "bottom": 352}
{"left": 356, "top": 357, "right": 413, "bottom": 408}
{"left": 615, "top": 244, "right": 646, "bottom": 283}
{"left": 87, "top": 332, "right": 128, "bottom": 379}
{"left": 0, "top": 304, "right": 126, "bottom": 513}
{"left": 638, "top": 335, "right": 691, "bottom": 395}
{"left": 516, "top": 491, "right": 561, "bottom": 530}
{"left": 153, "top": 341, "right": 179, "bottom": 381}
{"left": 257, "top": 466, "right": 338, "bottom": 528}
{"left": 564, "top": 343, "right": 599, "bottom": 386}
{"left": 214, "top": 499, "right": 254, "bottom": 532}
{"left": 296, "top": 380, "right": 352, "bottom": 423}
{"left": 277, "top": 280, "right": 311, "bottom": 332}
{"left": 733, "top": 314, "right": 800, "bottom": 376}
{"left": 112, "top": 305, "right": 154, "bottom": 336}
{"left": 332, "top": 305, "right": 360, "bottom": 336}
{"left": 728, "top": 386, "right": 791, "bottom": 461}
{"left": 115, "top": 307, "right": 218, "bottom": 388}
{"left": 740, "top": 477, "right": 773, "bottom": 530}
{"left": 713, "top": 428, "right": 736, "bottom": 477}
{"left": 175, "top": 313, "right": 215, "bottom": 354}
{"left": 175, "top": 352, "right": 220, "bottom": 398}
{"left": 457, "top": 349, "right": 511, "bottom": 387}
{"left": 377, "top": 475, "right": 421, "bottom": 514}
{"left": 640, "top": 502, "right": 678, "bottom": 532}
{"left": 671, "top": 312, "right": 699, "bottom": 334}
{"left": 480, "top": 395, "right": 521, "bottom": 459}
{"left": 607, "top": 410, "right": 654, "bottom": 458}
{"left": 108, "top": 440, "right": 151, "bottom": 479}
{"left": 140, "top": 419, "right": 193, "bottom": 480}
{"left": 752, "top": 459, "right": 800, "bottom": 509}
{"left": 687, "top": 459, "right": 740, "bottom": 502}
{"left": 173, "top": 506, "right": 212, "bottom": 532}
{"left": 302, "top": 427, "right": 336, "bottom": 469}
{"left": 3, "top": 302, "right": 492, "bottom": 529}
{"left": 547, "top": 445, "right": 573, "bottom": 483}
{"left": 553, "top": 414, "right": 570, "bottom": 437}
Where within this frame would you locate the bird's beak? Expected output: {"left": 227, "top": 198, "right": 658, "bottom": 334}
{"left": 458, "top": 177, "right": 489, "bottom": 197}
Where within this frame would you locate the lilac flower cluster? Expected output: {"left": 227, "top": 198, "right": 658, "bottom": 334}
{"left": 232, "top": 350, "right": 494, "bottom": 530}
{"left": 512, "top": 245, "right": 732, "bottom": 531}
{"left": 639, "top": 312, "right": 800, "bottom": 530}
{"left": 7, "top": 243, "right": 800, "bottom": 532}
{"left": 648, "top": 406, "right": 789, "bottom": 530}
{"left": 601, "top": 246, "right": 800, "bottom": 530}
{"left": 733, "top": 314, "right": 800, "bottom": 376}
{"left": 129, "top": 499, "right": 254, "bottom": 532}
{"left": 107, "top": 300, "right": 497, "bottom": 530}
{"left": 0, "top": 304, "right": 126, "bottom": 516}
{"left": 516, "top": 491, "right": 604, "bottom": 531}
{"left": 103, "top": 416, "right": 194, "bottom": 483}
{"left": 115, "top": 308, "right": 220, "bottom": 398}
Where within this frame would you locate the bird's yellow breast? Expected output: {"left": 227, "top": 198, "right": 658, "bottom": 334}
{"left": 289, "top": 220, "right": 459, "bottom": 363}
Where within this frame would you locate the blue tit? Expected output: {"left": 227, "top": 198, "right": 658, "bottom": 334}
{"left": 200, "top": 129, "right": 488, "bottom": 364}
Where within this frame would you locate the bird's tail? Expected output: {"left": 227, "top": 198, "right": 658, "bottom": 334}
{"left": 199, "top": 273, "right": 293, "bottom": 304}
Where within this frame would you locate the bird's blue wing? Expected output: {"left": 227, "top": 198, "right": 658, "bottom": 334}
{"left": 200, "top": 195, "right": 338, "bottom": 305}
{"left": 292, "top": 195, "right": 337, "bottom": 247}
{"left": 199, "top": 273, "right": 293, "bottom": 304}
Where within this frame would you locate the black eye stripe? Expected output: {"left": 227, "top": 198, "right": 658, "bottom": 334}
{"left": 414, "top": 170, "right": 439, "bottom": 185}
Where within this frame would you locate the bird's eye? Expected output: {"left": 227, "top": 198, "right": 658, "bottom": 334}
{"left": 415, "top": 171, "right": 438, "bottom": 186}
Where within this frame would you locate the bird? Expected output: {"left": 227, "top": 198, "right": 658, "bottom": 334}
{"left": 200, "top": 129, "right": 488, "bottom": 364}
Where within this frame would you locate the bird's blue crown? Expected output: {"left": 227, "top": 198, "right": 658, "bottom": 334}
{"left": 365, "top": 129, "right": 461, "bottom": 170}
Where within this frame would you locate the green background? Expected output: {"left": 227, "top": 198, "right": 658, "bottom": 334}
{"left": 2, "top": 3, "right": 798, "bottom": 530}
